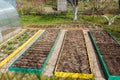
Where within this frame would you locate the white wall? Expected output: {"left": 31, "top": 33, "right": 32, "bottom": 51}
{"left": 57, "top": 0, "right": 67, "bottom": 11}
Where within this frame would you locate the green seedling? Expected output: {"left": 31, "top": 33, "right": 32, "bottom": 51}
{"left": 6, "top": 46, "right": 15, "bottom": 50}
{"left": 8, "top": 50, "right": 14, "bottom": 55}
{"left": 16, "top": 36, "right": 21, "bottom": 40}
{"left": 3, "top": 51, "right": 9, "bottom": 54}
{"left": 7, "top": 41, "right": 14, "bottom": 45}
{"left": 1, "top": 45, "right": 7, "bottom": 49}
{"left": 13, "top": 40, "right": 19, "bottom": 44}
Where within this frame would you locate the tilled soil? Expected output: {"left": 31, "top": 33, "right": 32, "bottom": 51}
{"left": 92, "top": 30, "right": 115, "bottom": 43}
{"left": 97, "top": 43, "right": 120, "bottom": 56}
{"left": 26, "top": 24, "right": 103, "bottom": 30}
{"left": 92, "top": 30, "right": 120, "bottom": 76}
{"left": 12, "top": 29, "right": 59, "bottom": 69}
{"left": 102, "top": 55, "right": 120, "bottom": 76}
{"left": 56, "top": 30, "right": 91, "bottom": 74}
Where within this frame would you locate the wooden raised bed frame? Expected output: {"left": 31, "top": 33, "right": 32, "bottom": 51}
{"left": 54, "top": 30, "right": 93, "bottom": 79}
{"left": 89, "top": 30, "right": 120, "bottom": 80}
{"left": 0, "top": 30, "right": 42, "bottom": 68}
{"left": 9, "top": 29, "right": 61, "bottom": 74}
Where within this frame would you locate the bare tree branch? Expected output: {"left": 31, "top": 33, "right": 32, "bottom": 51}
{"left": 102, "top": 15, "right": 118, "bottom": 25}
{"left": 67, "top": 0, "right": 78, "bottom": 7}
{"left": 67, "top": 0, "right": 74, "bottom": 6}
{"left": 67, "top": 0, "right": 79, "bottom": 20}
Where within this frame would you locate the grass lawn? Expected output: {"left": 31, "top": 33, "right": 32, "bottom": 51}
{"left": 20, "top": 13, "right": 104, "bottom": 26}
{"left": 0, "top": 72, "right": 95, "bottom": 80}
{"left": 20, "top": 13, "right": 120, "bottom": 42}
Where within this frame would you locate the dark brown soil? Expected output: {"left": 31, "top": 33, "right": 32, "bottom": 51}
{"left": 92, "top": 30, "right": 115, "bottom": 43}
{"left": 97, "top": 43, "right": 120, "bottom": 56}
{"left": 102, "top": 55, "right": 120, "bottom": 76}
{"left": 56, "top": 30, "right": 91, "bottom": 74}
{"left": 12, "top": 29, "right": 59, "bottom": 69}
{"left": 26, "top": 24, "right": 103, "bottom": 30}
{"left": 92, "top": 30, "right": 120, "bottom": 76}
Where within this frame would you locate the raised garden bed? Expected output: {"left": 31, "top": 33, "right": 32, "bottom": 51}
{"left": 0, "top": 30, "right": 38, "bottom": 59}
{"left": 89, "top": 30, "right": 120, "bottom": 80}
{"left": 9, "top": 29, "right": 60, "bottom": 74}
{"left": 25, "top": 24, "right": 103, "bottom": 30}
{"left": 54, "top": 30, "right": 93, "bottom": 79}
{"left": 1, "top": 28, "right": 17, "bottom": 36}
{"left": 0, "top": 29, "right": 39, "bottom": 67}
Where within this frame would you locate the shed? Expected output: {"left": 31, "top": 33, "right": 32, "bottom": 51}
{"left": 57, "top": 0, "right": 67, "bottom": 11}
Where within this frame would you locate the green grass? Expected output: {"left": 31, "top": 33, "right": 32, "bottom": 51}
{"left": 20, "top": 13, "right": 101, "bottom": 26}
{"left": 20, "top": 13, "right": 119, "bottom": 26}
{"left": 20, "top": 14, "right": 69, "bottom": 26}
{"left": 0, "top": 72, "right": 95, "bottom": 80}
{"left": 20, "top": 13, "right": 120, "bottom": 42}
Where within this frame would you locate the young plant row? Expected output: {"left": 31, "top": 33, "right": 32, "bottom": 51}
{"left": 0, "top": 30, "right": 38, "bottom": 61}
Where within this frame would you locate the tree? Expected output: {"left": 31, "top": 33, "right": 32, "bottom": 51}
{"left": 67, "top": 0, "right": 79, "bottom": 20}
{"left": 90, "top": 0, "right": 108, "bottom": 14}
{"left": 118, "top": 0, "right": 120, "bottom": 9}
{"left": 102, "top": 15, "right": 117, "bottom": 25}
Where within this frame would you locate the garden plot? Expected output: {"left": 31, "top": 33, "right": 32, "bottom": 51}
{"left": 91, "top": 30, "right": 115, "bottom": 43}
{"left": 25, "top": 24, "right": 103, "bottom": 30}
{"left": 0, "top": 29, "right": 39, "bottom": 68}
{"left": 89, "top": 30, "right": 120, "bottom": 80}
{"left": 55, "top": 30, "right": 93, "bottom": 79}
{"left": 9, "top": 29, "right": 60, "bottom": 74}
{"left": 0, "top": 30, "right": 38, "bottom": 61}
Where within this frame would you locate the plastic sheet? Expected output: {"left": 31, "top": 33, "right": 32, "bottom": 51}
{"left": 0, "top": 0, "right": 20, "bottom": 30}
{"left": 4, "top": 0, "right": 16, "bottom": 7}
{"left": 0, "top": 0, "right": 20, "bottom": 42}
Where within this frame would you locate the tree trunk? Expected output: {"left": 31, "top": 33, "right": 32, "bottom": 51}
{"left": 73, "top": 6, "right": 78, "bottom": 20}
{"left": 118, "top": 0, "right": 120, "bottom": 9}
{"left": 108, "top": 21, "right": 112, "bottom": 25}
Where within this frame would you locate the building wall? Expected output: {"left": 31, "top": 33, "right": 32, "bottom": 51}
{"left": 57, "top": 0, "right": 67, "bottom": 11}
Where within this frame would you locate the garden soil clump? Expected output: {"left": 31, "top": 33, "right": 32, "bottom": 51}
{"left": 92, "top": 30, "right": 120, "bottom": 76}
{"left": 57, "top": 30, "right": 91, "bottom": 74}
{"left": 12, "top": 29, "right": 59, "bottom": 69}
